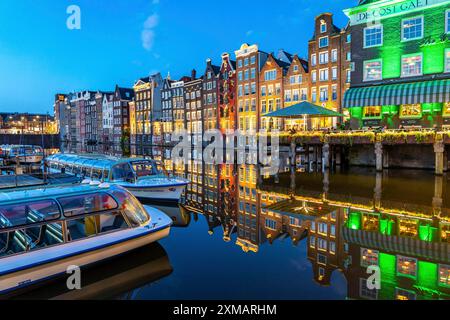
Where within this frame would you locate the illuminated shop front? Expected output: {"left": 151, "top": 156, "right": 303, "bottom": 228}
{"left": 344, "top": 0, "right": 450, "bottom": 129}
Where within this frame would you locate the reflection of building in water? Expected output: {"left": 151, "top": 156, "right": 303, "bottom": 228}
{"left": 259, "top": 168, "right": 450, "bottom": 299}
{"left": 219, "top": 164, "right": 237, "bottom": 241}
{"left": 307, "top": 207, "right": 348, "bottom": 286}
{"left": 236, "top": 164, "right": 261, "bottom": 253}
{"left": 185, "top": 160, "right": 204, "bottom": 212}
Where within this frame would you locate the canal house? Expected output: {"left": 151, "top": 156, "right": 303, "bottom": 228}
{"left": 344, "top": 0, "right": 450, "bottom": 129}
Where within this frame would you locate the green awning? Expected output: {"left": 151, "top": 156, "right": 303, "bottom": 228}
{"left": 263, "top": 101, "right": 344, "bottom": 118}
{"left": 344, "top": 79, "right": 450, "bottom": 108}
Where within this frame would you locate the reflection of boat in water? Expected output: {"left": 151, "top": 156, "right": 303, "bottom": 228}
{"left": 0, "top": 145, "right": 44, "bottom": 165}
{"left": 46, "top": 153, "right": 190, "bottom": 203}
{"left": 141, "top": 201, "right": 191, "bottom": 228}
{"left": 7, "top": 243, "right": 173, "bottom": 300}
{"left": 0, "top": 184, "right": 172, "bottom": 295}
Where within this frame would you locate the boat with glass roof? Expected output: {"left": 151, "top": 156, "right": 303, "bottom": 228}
{"left": 45, "top": 153, "right": 189, "bottom": 203}
{"left": 0, "top": 145, "right": 44, "bottom": 165}
{"left": 0, "top": 183, "right": 173, "bottom": 295}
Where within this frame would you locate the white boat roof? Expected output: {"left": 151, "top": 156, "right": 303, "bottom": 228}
{"left": 46, "top": 153, "right": 155, "bottom": 170}
{"left": 0, "top": 184, "right": 118, "bottom": 204}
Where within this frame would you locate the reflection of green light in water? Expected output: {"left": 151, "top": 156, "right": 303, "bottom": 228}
{"left": 417, "top": 261, "right": 438, "bottom": 291}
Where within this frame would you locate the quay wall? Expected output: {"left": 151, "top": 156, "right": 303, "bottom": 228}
{"left": 0, "top": 134, "right": 60, "bottom": 149}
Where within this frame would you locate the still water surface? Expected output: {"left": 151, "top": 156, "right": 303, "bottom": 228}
{"left": 17, "top": 166, "right": 450, "bottom": 300}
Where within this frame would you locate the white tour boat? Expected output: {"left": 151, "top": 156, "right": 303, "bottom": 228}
{"left": 45, "top": 153, "right": 189, "bottom": 203}
{"left": 0, "top": 183, "right": 172, "bottom": 295}
{"left": 0, "top": 145, "right": 44, "bottom": 165}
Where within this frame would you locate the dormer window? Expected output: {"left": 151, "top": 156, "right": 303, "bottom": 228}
{"left": 320, "top": 20, "right": 327, "bottom": 33}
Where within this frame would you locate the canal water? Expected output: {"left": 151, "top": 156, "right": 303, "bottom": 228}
{"left": 17, "top": 144, "right": 450, "bottom": 300}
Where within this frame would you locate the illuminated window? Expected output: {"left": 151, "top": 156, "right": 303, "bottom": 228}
{"left": 364, "top": 60, "right": 382, "bottom": 81}
{"left": 445, "top": 49, "right": 450, "bottom": 73}
{"left": 396, "top": 288, "right": 416, "bottom": 300}
{"left": 363, "top": 106, "right": 381, "bottom": 118}
{"left": 402, "top": 54, "right": 422, "bottom": 77}
{"left": 400, "top": 104, "right": 422, "bottom": 119}
{"left": 439, "top": 264, "right": 450, "bottom": 287}
{"left": 444, "top": 102, "right": 450, "bottom": 117}
{"left": 361, "top": 248, "right": 379, "bottom": 267}
{"left": 319, "top": 36, "right": 329, "bottom": 48}
{"left": 317, "top": 238, "right": 327, "bottom": 251}
{"left": 364, "top": 25, "right": 383, "bottom": 48}
{"left": 397, "top": 256, "right": 417, "bottom": 278}
{"left": 402, "top": 16, "right": 423, "bottom": 41}
{"left": 310, "top": 236, "right": 316, "bottom": 248}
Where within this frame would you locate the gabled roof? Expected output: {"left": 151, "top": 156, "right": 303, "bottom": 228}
{"left": 115, "top": 86, "right": 135, "bottom": 101}
{"left": 277, "top": 50, "right": 294, "bottom": 64}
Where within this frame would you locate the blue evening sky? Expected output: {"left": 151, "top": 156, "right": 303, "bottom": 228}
{"left": 0, "top": 0, "right": 358, "bottom": 114}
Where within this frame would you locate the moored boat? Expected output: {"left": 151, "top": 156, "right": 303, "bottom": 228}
{"left": 0, "top": 183, "right": 172, "bottom": 295}
{"left": 45, "top": 153, "right": 189, "bottom": 203}
{"left": 0, "top": 145, "right": 44, "bottom": 165}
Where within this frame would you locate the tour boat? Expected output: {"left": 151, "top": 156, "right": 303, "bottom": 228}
{"left": 0, "top": 145, "right": 44, "bottom": 165}
{"left": 0, "top": 183, "right": 173, "bottom": 295}
{"left": 45, "top": 153, "right": 189, "bottom": 203}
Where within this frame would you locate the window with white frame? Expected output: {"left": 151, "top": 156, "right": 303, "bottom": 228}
{"left": 311, "top": 54, "right": 317, "bottom": 66}
{"left": 364, "top": 25, "right": 383, "bottom": 48}
{"left": 445, "top": 49, "right": 450, "bottom": 73}
{"left": 319, "top": 87, "right": 328, "bottom": 102}
{"left": 402, "top": 54, "right": 422, "bottom": 77}
{"left": 402, "top": 16, "right": 423, "bottom": 41}
{"left": 332, "top": 67, "right": 338, "bottom": 80}
{"left": 285, "top": 90, "right": 292, "bottom": 102}
{"left": 319, "top": 69, "right": 329, "bottom": 81}
{"left": 317, "top": 238, "right": 327, "bottom": 250}
{"left": 319, "top": 52, "right": 329, "bottom": 64}
{"left": 364, "top": 59, "right": 382, "bottom": 81}
{"left": 312, "top": 70, "right": 317, "bottom": 82}
{"left": 312, "top": 88, "right": 317, "bottom": 102}
{"left": 293, "top": 65, "right": 299, "bottom": 72}
{"left": 319, "top": 36, "right": 329, "bottom": 48}
{"left": 320, "top": 21, "right": 327, "bottom": 33}
{"left": 331, "top": 49, "right": 338, "bottom": 62}
{"left": 265, "top": 69, "right": 277, "bottom": 81}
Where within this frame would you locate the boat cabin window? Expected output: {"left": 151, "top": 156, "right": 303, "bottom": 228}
{"left": 65, "top": 211, "right": 128, "bottom": 242}
{"left": 0, "top": 200, "right": 60, "bottom": 229}
{"left": 112, "top": 163, "right": 134, "bottom": 181}
{"left": 59, "top": 192, "right": 118, "bottom": 217}
{"left": 131, "top": 161, "right": 156, "bottom": 177}
{"left": 111, "top": 189, "right": 150, "bottom": 227}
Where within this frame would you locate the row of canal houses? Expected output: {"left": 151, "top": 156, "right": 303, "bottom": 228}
{"left": 54, "top": 9, "right": 354, "bottom": 157}
{"left": 55, "top": 0, "right": 450, "bottom": 157}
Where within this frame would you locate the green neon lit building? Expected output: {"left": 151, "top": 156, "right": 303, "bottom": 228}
{"left": 343, "top": 0, "right": 450, "bottom": 129}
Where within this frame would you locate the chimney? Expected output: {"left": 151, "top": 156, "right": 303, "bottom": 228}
{"left": 191, "top": 69, "right": 197, "bottom": 80}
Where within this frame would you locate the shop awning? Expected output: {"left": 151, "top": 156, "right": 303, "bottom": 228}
{"left": 342, "top": 227, "right": 450, "bottom": 263}
{"left": 263, "top": 199, "right": 335, "bottom": 222}
{"left": 263, "top": 101, "right": 344, "bottom": 118}
{"left": 344, "top": 79, "right": 450, "bottom": 108}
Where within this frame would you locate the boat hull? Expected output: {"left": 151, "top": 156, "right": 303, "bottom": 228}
{"left": 126, "top": 184, "right": 186, "bottom": 202}
{"left": 0, "top": 207, "right": 172, "bottom": 295}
